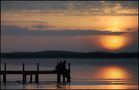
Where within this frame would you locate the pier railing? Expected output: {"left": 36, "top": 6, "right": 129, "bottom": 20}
{"left": 0, "top": 62, "right": 71, "bottom": 84}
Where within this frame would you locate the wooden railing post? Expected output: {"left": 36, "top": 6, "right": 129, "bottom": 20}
{"left": 35, "top": 62, "right": 39, "bottom": 83}
{"left": 67, "top": 62, "right": 71, "bottom": 83}
{"left": 30, "top": 74, "right": 32, "bottom": 83}
{"left": 22, "top": 63, "right": 26, "bottom": 84}
{"left": 3, "top": 63, "right": 7, "bottom": 83}
{"left": 0, "top": 60, "right": 2, "bottom": 85}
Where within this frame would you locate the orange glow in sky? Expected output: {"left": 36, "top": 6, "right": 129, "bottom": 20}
{"left": 105, "top": 16, "right": 137, "bottom": 32}
{"left": 106, "top": 17, "right": 127, "bottom": 32}
{"left": 1, "top": 11, "right": 138, "bottom": 31}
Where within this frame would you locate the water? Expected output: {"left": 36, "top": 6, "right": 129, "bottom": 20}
{"left": 0, "top": 58, "right": 138, "bottom": 89}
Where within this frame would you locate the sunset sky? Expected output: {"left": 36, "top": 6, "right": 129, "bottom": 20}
{"left": 1, "top": 1, "right": 138, "bottom": 53}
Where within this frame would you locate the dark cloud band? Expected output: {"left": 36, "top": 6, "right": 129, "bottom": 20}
{"left": 1, "top": 25, "right": 130, "bottom": 36}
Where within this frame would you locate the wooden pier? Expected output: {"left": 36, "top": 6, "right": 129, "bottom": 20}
{"left": 0, "top": 62, "right": 71, "bottom": 84}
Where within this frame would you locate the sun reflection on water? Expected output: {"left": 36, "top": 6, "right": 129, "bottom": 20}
{"left": 95, "top": 66, "right": 130, "bottom": 80}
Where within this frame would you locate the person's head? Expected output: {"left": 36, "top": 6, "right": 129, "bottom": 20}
{"left": 63, "top": 60, "right": 67, "bottom": 64}
{"left": 60, "top": 61, "right": 62, "bottom": 64}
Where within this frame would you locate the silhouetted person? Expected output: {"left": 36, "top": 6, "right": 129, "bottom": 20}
{"left": 60, "top": 61, "right": 63, "bottom": 73}
{"left": 62, "top": 60, "right": 67, "bottom": 82}
{"left": 55, "top": 62, "right": 59, "bottom": 71}
{"left": 55, "top": 61, "right": 71, "bottom": 83}
{"left": 55, "top": 61, "right": 62, "bottom": 71}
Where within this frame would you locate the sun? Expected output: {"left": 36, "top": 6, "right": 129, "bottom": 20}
{"left": 100, "top": 35, "right": 127, "bottom": 51}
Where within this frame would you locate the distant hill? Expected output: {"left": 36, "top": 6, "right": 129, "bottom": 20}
{"left": 1, "top": 51, "right": 138, "bottom": 59}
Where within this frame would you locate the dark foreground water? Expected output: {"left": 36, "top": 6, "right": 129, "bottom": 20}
{"left": 0, "top": 58, "right": 138, "bottom": 89}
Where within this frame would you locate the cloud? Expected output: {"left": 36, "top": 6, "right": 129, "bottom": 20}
{"left": 28, "top": 25, "right": 54, "bottom": 30}
{"left": 1, "top": 25, "right": 130, "bottom": 36}
{"left": 1, "top": 1, "right": 138, "bottom": 16}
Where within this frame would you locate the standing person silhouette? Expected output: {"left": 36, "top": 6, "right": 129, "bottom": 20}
{"left": 62, "top": 60, "right": 67, "bottom": 82}
{"left": 59, "top": 61, "right": 63, "bottom": 73}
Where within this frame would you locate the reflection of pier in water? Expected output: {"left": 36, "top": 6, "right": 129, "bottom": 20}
{"left": 0, "top": 62, "right": 71, "bottom": 84}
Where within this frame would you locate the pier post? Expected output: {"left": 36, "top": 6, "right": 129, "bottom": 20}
{"left": 3, "top": 63, "right": 7, "bottom": 83}
{"left": 35, "top": 62, "right": 39, "bottom": 83}
{"left": 30, "top": 74, "right": 32, "bottom": 83}
{"left": 25, "top": 74, "right": 27, "bottom": 83}
{"left": 22, "top": 63, "right": 24, "bottom": 84}
{"left": 0, "top": 60, "right": 2, "bottom": 85}
{"left": 67, "top": 62, "right": 71, "bottom": 83}
{"left": 22, "top": 63, "right": 26, "bottom": 84}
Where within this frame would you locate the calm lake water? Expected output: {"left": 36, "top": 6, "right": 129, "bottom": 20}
{"left": 0, "top": 58, "right": 138, "bottom": 89}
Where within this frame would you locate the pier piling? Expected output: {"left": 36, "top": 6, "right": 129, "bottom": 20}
{"left": 3, "top": 63, "right": 7, "bottom": 83}
{"left": 35, "top": 62, "right": 39, "bottom": 83}
{"left": 30, "top": 74, "right": 32, "bottom": 83}
{"left": 22, "top": 63, "right": 26, "bottom": 84}
{"left": 67, "top": 62, "right": 71, "bottom": 83}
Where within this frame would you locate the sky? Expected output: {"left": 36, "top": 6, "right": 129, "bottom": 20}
{"left": 1, "top": 1, "right": 138, "bottom": 53}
